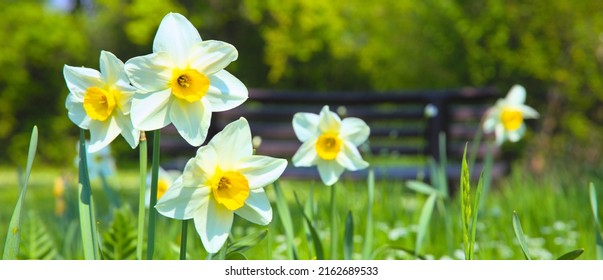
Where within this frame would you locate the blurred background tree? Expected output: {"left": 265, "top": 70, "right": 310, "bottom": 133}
{"left": 1, "top": 0, "right": 602, "bottom": 173}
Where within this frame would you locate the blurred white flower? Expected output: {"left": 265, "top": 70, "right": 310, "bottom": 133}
{"left": 292, "top": 105, "right": 370, "bottom": 186}
{"left": 145, "top": 166, "right": 182, "bottom": 207}
{"left": 75, "top": 141, "right": 116, "bottom": 180}
{"left": 483, "top": 84, "right": 539, "bottom": 145}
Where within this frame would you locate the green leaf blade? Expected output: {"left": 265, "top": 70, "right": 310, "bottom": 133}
{"left": 512, "top": 211, "right": 532, "bottom": 260}
{"left": 3, "top": 126, "right": 38, "bottom": 260}
{"left": 344, "top": 211, "right": 354, "bottom": 260}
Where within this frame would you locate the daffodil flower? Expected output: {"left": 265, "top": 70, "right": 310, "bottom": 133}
{"left": 155, "top": 118, "right": 287, "bottom": 253}
{"left": 145, "top": 166, "right": 181, "bottom": 207}
{"left": 292, "top": 105, "right": 370, "bottom": 186}
{"left": 483, "top": 84, "right": 539, "bottom": 145}
{"left": 74, "top": 141, "right": 116, "bottom": 180}
{"left": 124, "top": 12, "right": 247, "bottom": 146}
{"left": 64, "top": 51, "right": 140, "bottom": 153}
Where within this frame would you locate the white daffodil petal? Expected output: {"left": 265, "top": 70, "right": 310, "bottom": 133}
{"left": 88, "top": 118, "right": 121, "bottom": 153}
{"left": 205, "top": 70, "right": 248, "bottom": 112}
{"left": 63, "top": 65, "right": 103, "bottom": 98}
{"left": 195, "top": 199, "right": 233, "bottom": 253}
{"left": 318, "top": 105, "right": 341, "bottom": 133}
{"left": 189, "top": 41, "right": 238, "bottom": 76}
{"left": 483, "top": 116, "right": 499, "bottom": 133}
{"left": 508, "top": 125, "right": 526, "bottom": 142}
{"left": 65, "top": 94, "right": 90, "bottom": 129}
{"left": 292, "top": 112, "right": 319, "bottom": 142}
{"left": 99, "top": 51, "right": 125, "bottom": 85}
{"left": 113, "top": 111, "right": 140, "bottom": 149}
{"left": 183, "top": 148, "right": 218, "bottom": 188}
{"left": 506, "top": 84, "right": 526, "bottom": 104}
{"left": 519, "top": 105, "right": 540, "bottom": 119}
{"left": 208, "top": 118, "right": 252, "bottom": 169}
{"left": 234, "top": 190, "right": 272, "bottom": 225}
{"left": 317, "top": 160, "right": 345, "bottom": 186}
{"left": 336, "top": 142, "right": 369, "bottom": 171}
{"left": 237, "top": 156, "right": 287, "bottom": 190}
{"left": 153, "top": 12, "right": 202, "bottom": 67}
{"left": 131, "top": 88, "right": 172, "bottom": 131}
{"left": 495, "top": 124, "right": 506, "bottom": 146}
{"left": 114, "top": 87, "right": 136, "bottom": 115}
{"left": 169, "top": 99, "right": 211, "bottom": 146}
{"left": 155, "top": 178, "right": 210, "bottom": 220}
{"left": 124, "top": 52, "right": 173, "bottom": 92}
{"left": 340, "top": 117, "right": 370, "bottom": 146}
{"left": 292, "top": 140, "right": 318, "bottom": 167}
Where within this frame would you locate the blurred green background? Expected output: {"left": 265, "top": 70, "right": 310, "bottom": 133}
{"left": 1, "top": 0, "right": 603, "bottom": 173}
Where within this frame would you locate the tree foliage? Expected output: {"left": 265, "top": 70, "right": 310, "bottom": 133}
{"left": 1, "top": 0, "right": 602, "bottom": 165}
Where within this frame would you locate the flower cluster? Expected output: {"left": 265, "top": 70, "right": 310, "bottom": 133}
{"left": 63, "top": 12, "right": 286, "bottom": 254}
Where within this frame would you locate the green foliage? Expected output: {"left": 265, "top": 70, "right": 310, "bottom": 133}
{"left": 19, "top": 211, "right": 60, "bottom": 260}
{"left": 513, "top": 211, "right": 532, "bottom": 260}
{"left": 3, "top": 126, "right": 38, "bottom": 260}
{"left": 101, "top": 205, "right": 137, "bottom": 260}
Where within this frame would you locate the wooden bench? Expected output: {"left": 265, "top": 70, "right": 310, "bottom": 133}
{"left": 159, "top": 87, "right": 508, "bottom": 182}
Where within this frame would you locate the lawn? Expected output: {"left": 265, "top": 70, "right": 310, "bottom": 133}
{"left": 0, "top": 161, "right": 599, "bottom": 260}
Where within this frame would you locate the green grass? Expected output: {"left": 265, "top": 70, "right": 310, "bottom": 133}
{"left": 0, "top": 163, "right": 600, "bottom": 260}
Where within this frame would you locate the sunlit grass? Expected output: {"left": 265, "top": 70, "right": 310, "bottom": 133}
{"left": 0, "top": 163, "right": 599, "bottom": 260}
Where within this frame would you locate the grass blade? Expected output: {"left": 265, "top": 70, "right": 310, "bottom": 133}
{"left": 226, "top": 229, "right": 268, "bottom": 254}
{"left": 362, "top": 169, "right": 375, "bottom": 259}
{"left": 416, "top": 192, "right": 437, "bottom": 255}
{"left": 556, "top": 248, "right": 584, "bottom": 260}
{"left": 589, "top": 183, "right": 603, "bottom": 259}
{"left": 469, "top": 171, "right": 485, "bottom": 260}
{"left": 3, "top": 126, "right": 37, "bottom": 260}
{"left": 343, "top": 211, "right": 354, "bottom": 260}
{"left": 294, "top": 192, "right": 324, "bottom": 260}
{"left": 330, "top": 183, "right": 339, "bottom": 260}
{"left": 406, "top": 180, "right": 439, "bottom": 196}
{"left": 302, "top": 186, "right": 317, "bottom": 258}
{"left": 460, "top": 143, "right": 471, "bottom": 259}
{"left": 78, "top": 129, "right": 101, "bottom": 260}
{"left": 273, "top": 180, "right": 298, "bottom": 260}
{"left": 512, "top": 211, "right": 532, "bottom": 260}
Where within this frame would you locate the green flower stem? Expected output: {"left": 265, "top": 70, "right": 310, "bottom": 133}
{"left": 136, "top": 131, "right": 147, "bottom": 260}
{"left": 78, "top": 129, "right": 101, "bottom": 260}
{"left": 180, "top": 220, "right": 188, "bottom": 260}
{"left": 146, "top": 130, "right": 161, "bottom": 260}
{"left": 330, "top": 183, "right": 338, "bottom": 260}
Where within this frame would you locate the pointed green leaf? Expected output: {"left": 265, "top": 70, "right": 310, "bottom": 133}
{"left": 226, "top": 229, "right": 268, "bottom": 254}
{"left": 469, "top": 170, "right": 485, "bottom": 260}
{"left": 102, "top": 205, "right": 137, "bottom": 260}
{"left": 273, "top": 180, "right": 298, "bottom": 260}
{"left": 406, "top": 180, "right": 440, "bottom": 196}
{"left": 344, "top": 211, "right": 354, "bottom": 260}
{"left": 512, "top": 211, "right": 532, "bottom": 260}
{"left": 3, "top": 126, "right": 38, "bottom": 260}
{"left": 416, "top": 192, "right": 437, "bottom": 255}
{"left": 556, "top": 248, "right": 584, "bottom": 260}
{"left": 589, "top": 183, "right": 603, "bottom": 259}
{"left": 460, "top": 143, "right": 471, "bottom": 259}
{"left": 294, "top": 192, "right": 324, "bottom": 260}
{"left": 19, "top": 211, "right": 60, "bottom": 260}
